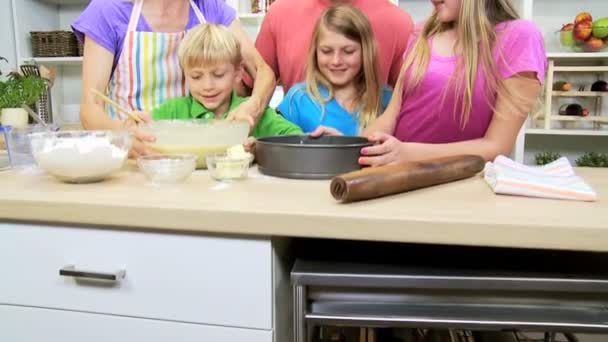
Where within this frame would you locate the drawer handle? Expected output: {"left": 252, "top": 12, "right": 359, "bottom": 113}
{"left": 59, "top": 265, "right": 126, "bottom": 282}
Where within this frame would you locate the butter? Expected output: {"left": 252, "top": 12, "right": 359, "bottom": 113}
{"left": 212, "top": 144, "right": 252, "bottom": 180}
{"left": 226, "top": 144, "right": 252, "bottom": 160}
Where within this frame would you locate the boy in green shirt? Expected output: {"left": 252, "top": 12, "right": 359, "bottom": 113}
{"left": 152, "top": 23, "right": 302, "bottom": 141}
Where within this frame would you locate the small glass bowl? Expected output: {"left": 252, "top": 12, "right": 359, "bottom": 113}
{"left": 137, "top": 154, "right": 197, "bottom": 184}
{"left": 206, "top": 153, "right": 253, "bottom": 181}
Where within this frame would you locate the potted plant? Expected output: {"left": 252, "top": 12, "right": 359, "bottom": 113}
{"left": 0, "top": 57, "right": 47, "bottom": 128}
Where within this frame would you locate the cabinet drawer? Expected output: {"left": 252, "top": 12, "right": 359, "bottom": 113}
{"left": 0, "top": 223, "right": 271, "bottom": 329}
{"left": 0, "top": 304, "right": 273, "bottom": 342}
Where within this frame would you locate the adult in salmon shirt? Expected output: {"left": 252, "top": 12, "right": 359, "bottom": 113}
{"left": 254, "top": 0, "right": 414, "bottom": 93}
{"left": 72, "top": 0, "right": 275, "bottom": 157}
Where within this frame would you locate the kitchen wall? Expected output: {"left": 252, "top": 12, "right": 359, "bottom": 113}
{"left": 0, "top": 0, "right": 17, "bottom": 73}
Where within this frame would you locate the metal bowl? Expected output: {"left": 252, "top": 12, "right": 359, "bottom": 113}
{"left": 255, "top": 135, "right": 371, "bottom": 179}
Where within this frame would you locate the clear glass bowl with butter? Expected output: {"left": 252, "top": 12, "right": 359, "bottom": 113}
{"left": 141, "top": 120, "right": 249, "bottom": 169}
{"left": 206, "top": 145, "right": 254, "bottom": 181}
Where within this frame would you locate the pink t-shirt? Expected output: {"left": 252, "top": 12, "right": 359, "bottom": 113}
{"left": 394, "top": 20, "right": 547, "bottom": 143}
{"left": 254, "top": 0, "right": 413, "bottom": 93}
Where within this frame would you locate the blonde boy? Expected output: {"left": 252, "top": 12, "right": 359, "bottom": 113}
{"left": 152, "top": 24, "right": 302, "bottom": 138}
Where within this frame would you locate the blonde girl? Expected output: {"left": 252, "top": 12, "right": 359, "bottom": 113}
{"left": 359, "top": 0, "right": 547, "bottom": 166}
{"left": 277, "top": 5, "right": 392, "bottom": 136}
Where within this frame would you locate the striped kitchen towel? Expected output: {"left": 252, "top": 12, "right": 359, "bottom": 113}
{"left": 484, "top": 155, "right": 597, "bottom": 201}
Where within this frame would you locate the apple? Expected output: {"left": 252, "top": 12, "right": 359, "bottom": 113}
{"left": 560, "top": 23, "right": 576, "bottom": 47}
{"left": 574, "top": 21, "right": 593, "bottom": 42}
{"left": 584, "top": 36, "right": 604, "bottom": 52}
{"left": 575, "top": 12, "right": 593, "bottom": 25}
{"left": 592, "top": 17, "right": 608, "bottom": 38}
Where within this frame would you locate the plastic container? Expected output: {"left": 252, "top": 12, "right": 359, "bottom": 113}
{"left": 7, "top": 124, "right": 59, "bottom": 171}
{"left": 141, "top": 120, "right": 249, "bottom": 169}
{"left": 29, "top": 130, "right": 131, "bottom": 183}
{"left": 0, "top": 126, "right": 10, "bottom": 171}
{"left": 137, "top": 154, "right": 197, "bottom": 184}
{"left": 206, "top": 153, "right": 253, "bottom": 181}
{"left": 0, "top": 125, "right": 9, "bottom": 150}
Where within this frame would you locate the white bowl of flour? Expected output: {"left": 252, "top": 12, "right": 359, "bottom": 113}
{"left": 30, "top": 130, "right": 132, "bottom": 183}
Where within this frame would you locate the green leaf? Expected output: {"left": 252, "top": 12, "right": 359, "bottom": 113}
{"left": 535, "top": 152, "right": 562, "bottom": 165}
{"left": 575, "top": 152, "right": 608, "bottom": 167}
{"left": 0, "top": 74, "right": 47, "bottom": 109}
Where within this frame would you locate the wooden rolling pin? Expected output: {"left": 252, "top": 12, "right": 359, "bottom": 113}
{"left": 330, "top": 155, "right": 485, "bottom": 203}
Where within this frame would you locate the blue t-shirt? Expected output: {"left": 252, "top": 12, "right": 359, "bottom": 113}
{"left": 277, "top": 82, "right": 392, "bottom": 136}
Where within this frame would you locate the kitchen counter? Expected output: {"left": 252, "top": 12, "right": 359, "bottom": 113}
{"left": 0, "top": 165, "right": 606, "bottom": 251}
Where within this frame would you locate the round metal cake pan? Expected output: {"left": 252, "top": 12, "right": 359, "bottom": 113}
{"left": 255, "top": 135, "right": 371, "bottom": 179}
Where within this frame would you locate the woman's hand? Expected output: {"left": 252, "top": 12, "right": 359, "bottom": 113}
{"left": 358, "top": 132, "right": 407, "bottom": 167}
{"left": 130, "top": 110, "right": 152, "bottom": 124}
{"left": 309, "top": 125, "right": 343, "bottom": 137}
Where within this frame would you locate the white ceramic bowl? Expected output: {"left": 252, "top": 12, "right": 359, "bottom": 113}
{"left": 29, "top": 130, "right": 131, "bottom": 183}
{"left": 137, "top": 154, "right": 197, "bottom": 184}
{"left": 141, "top": 120, "right": 249, "bottom": 169}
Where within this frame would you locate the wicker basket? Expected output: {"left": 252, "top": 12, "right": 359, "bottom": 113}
{"left": 77, "top": 40, "right": 84, "bottom": 56}
{"left": 30, "top": 31, "right": 79, "bottom": 57}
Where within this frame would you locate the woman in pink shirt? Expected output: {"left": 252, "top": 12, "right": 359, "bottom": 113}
{"left": 359, "top": 0, "right": 547, "bottom": 166}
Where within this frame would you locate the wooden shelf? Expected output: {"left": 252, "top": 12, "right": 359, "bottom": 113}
{"left": 21, "top": 57, "right": 82, "bottom": 65}
{"left": 552, "top": 91, "right": 608, "bottom": 97}
{"left": 553, "top": 66, "right": 608, "bottom": 72}
{"left": 526, "top": 128, "right": 608, "bottom": 136}
{"left": 550, "top": 115, "right": 608, "bottom": 123}
{"left": 546, "top": 52, "right": 608, "bottom": 59}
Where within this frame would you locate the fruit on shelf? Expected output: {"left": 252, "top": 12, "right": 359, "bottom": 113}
{"left": 560, "top": 23, "right": 576, "bottom": 47}
{"left": 575, "top": 12, "right": 593, "bottom": 25}
{"left": 592, "top": 17, "right": 608, "bottom": 38}
{"left": 585, "top": 36, "right": 605, "bottom": 52}
{"left": 552, "top": 81, "right": 572, "bottom": 91}
{"left": 574, "top": 20, "right": 593, "bottom": 42}
{"left": 559, "top": 103, "right": 589, "bottom": 117}
{"left": 591, "top": 80, "right": 608, "bottom": 92}
{"left": 558, "top": 12, "right": 608, "bottom": 52}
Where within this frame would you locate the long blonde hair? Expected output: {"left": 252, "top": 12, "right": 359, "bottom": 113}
{"left": 305, "top": 5, "right": 382, "bottom": 129}
{"left": 402, "top": 0, "right": 520, "bottom": 128}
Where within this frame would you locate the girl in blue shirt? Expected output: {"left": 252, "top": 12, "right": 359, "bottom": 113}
{"left": 277, "top": 5, "right": 392, "bottom": 136}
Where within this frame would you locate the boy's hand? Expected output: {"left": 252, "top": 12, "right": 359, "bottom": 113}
{"left": 243, "top": 137, "right": 257, "bottom": 154}
{"left": 122, "top": 116, "right": 157, "bottom": 158}
{"left": 226, "top": 99, "right": 256, "bottom": 132}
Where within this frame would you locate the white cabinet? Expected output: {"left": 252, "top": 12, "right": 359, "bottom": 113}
{"left": 0, "top": 305, "right": 273, "bottom": 342}
{"left": 0, "top": 222, "right": 281, "bottom": 341}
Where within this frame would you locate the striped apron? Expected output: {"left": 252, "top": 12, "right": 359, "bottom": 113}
{"left": 106, "top": 0, "right": 206, "bottom": 119}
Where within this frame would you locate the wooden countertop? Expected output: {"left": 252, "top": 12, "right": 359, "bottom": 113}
{"left": 0, "top": 164, "right": 606, "bottom": 252}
